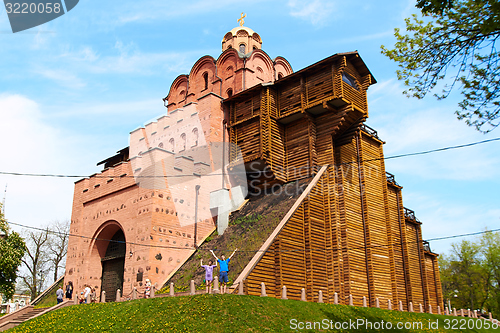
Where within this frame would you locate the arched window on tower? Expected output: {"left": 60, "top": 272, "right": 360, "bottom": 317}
{"left": 278, "top": 72, "right": 284, "bottom": 80}
{"left": 180, "top": 133, "right": 186, "bottom": 151}
{"left": 192, "top": 128, "right": 199, "bottom": 147}
{"left": 227, "top": 88, "right": 233, "bottom": 98}
{"left": 239, "top": 44, "right": 246, "bottom": 54}
{"left": 169, "top": 138, "right": 175, "bottom": 152}
{"left": 202, "top": 72, "right": 208, "bottom": 90}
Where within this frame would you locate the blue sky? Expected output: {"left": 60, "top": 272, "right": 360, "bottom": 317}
{"left": 0, "top": 0, "right": 498, "bottom": 255}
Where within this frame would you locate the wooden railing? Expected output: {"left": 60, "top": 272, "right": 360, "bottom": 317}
{"left": 360, "top": 124, "right": 380, "bottom": 140}
{"left": 385, "top": 172, "right": 399, "bottom": 186}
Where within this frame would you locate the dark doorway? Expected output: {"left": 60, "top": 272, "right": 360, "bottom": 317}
{"left": 101, "top": 229, "right": 126, "bottom": 302}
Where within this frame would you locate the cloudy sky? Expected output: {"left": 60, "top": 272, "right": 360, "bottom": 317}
{"left": 0, "top": 0, "right": 498, "bottom": 255}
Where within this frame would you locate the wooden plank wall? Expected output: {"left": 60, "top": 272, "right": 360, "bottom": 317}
{"left": 425, "top": 253, "right": 440, "bottom": 310}
{"left": 285, "top": 119, "right": 311, "bottom": 181}
{"left": 358, "top": 132, "right": 393, "bottom": 305}
{"left": 405, "top": 222, "right": 425, "bottom": 307}
{"left": 335, "top": 137, "right": 368, "bottom": 306}
{"left": 243, "top": 132, "right": 444, "bottom": 310}
{"left": 386, "top": 184, "right": 409, "bottom": 309}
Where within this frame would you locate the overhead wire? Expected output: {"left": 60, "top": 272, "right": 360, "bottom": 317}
{"left": 7, "top": 220, "right": 500, "bottom": 253}
{"left": 0, "top": 137, "right": 498, "bottom": 179}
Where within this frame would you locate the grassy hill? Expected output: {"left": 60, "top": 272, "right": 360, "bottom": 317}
{"left": 161, "top": 178, "right": 311, "bottom": 292}
{"left": 8, "top": 294, "right": 494, "bottom": 332}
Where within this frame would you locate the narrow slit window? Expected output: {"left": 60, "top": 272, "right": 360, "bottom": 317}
{"left": 202, "top": 72, "right": 208, "bottom": 90}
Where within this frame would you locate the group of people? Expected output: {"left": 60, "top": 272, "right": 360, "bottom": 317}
{"left": 57, "top": 282, "right": 97, "bottom": 304}
{"left": 201, "top": 248, "right": 238, "bottom": 294}
{"left": 57, "top": 248, "right": 238, "bottom": 303}
{"left": 56, "top": 281, "right": 74, "bottom": 304}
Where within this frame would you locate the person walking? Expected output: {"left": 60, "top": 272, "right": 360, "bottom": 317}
{"left": 209, "top": 248, "right": 238, "bottom": 294}
{"left": 56, "top": 286, "right": 64, "bottom": 304}
{"left": 65, "top": 281, "right": 73, "bottom": 300}
{"left": 201, "top": 259, "right": 217, "bottom": 294}
{"left": 144, "top": 279, "right": 152, "bottom": 298}
{"left": 83, "top": 285, "right": 91, "bottom": 303}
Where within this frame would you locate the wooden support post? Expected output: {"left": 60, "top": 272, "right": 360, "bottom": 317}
{"left": 349, "top": 294, "right": 353, "bottom": 306}
{"left": 301, "top": 288, "right": 306, "bottom": 302}
{"left": 151, "top": 285, "right": 155, "bottom": 298}
{"left": 453, "top": 308, "right": 457, "bottom": 316}
{"left": 132, "top": 287, "right": 137, "bottom": 300}
{"left": 169, "top": 283, "right": 175, "bottom": 297}
{"left": 86, "top": 294, "right": 91, "bottom": 304}
{"left": 429, "top": 305, "right": 433, "bottom": 314}
{"left": 468, "top": 309, "right": 471, "bottom": 318}
{"left": 460, "top": 309, "right": 464, "bottom": 317}
{"left": 101, "top": 290, "right": 106, "bottom": 303}
{"left": 260, "top": 283, "right": 267, "bottom": 297}
{"left": 334, "top": 292, "right": 338, "bottom": 305}
{"left": 490, "top": 312, "right": 493, "bottom": 321}
{"left": 318, "top": 291, "right": 323, "bottom": 303}
{"left": 375, "top": 298, "right": 379, "bottom": 308}
{"left": 238, "top": 281, "right": 244, "bottom": 295}
{"left": 74, "top": 293, "right": 78, "bottom": 305}
{"left": 419, "top": 304, "right": 423, "bottom": 313}
{"left": 363, "top": 296, "right": 367, "bottom": 307}
{"left": 473, "top": 310, "right": 477, "bottom": 318}
{"left": 282, "top": 286, "right": 288, "bottom": 300}
{"left": 116, "top": 289, "right": 121, "bottom": 302}
{"left": 213, "top": 277, "right": 220, "bottom": 294}
{"left": 388, "top": 299, "right": 392, "bottom": 310}
{"left": 190, "top": 280, "right": 195, "bottom": 295}
{"left": 399, "top": 301, "right": 403, "bottom": 311}
{"left": 409, "top": 302, "right": 414, "bottom": 312}
{"left": 445, "top": 307, "right": 448, "bottom": 315}
{"left": 438, "top": 306, "right": 441, "bottom": 315}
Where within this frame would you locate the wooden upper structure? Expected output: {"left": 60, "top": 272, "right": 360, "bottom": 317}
{"left": 223, "top": 51, "right": 443, "bottom": 310}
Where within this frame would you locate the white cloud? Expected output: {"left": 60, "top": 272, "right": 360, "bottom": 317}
{"left": 288, "top": 0, "right": 335, "bottom": 26}
{"left": 56, "top": 45, "right": 203, "bottom": 75}
{"left": 0, "top": 94, "right": 75, "bottom": 227}
{"left": 36, "top": 68, "right": 87, "bottom": 89}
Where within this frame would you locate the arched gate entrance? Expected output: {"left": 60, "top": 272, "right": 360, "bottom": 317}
{"left": 101, "top": 229, "right": 126, "bottom": 302}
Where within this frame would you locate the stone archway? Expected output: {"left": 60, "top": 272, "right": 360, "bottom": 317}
{"left": 90, "top": 221, "right": 126, "bottom": 302}
{"left": 101, "top": 229, "right": 126, "bottom": 302}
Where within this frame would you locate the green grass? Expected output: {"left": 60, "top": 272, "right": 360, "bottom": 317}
{"left": 33, "top": 284, "right": 63, "bottom": 309}
{"left": 8, "top": 294, "right": 495, "bottom": 332}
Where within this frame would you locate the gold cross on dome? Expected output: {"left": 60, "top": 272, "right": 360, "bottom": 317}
{"left": 238, "top": 12, "right": 246, "bottom": 26}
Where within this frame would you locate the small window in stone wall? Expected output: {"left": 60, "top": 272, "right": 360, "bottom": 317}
{"left": 169, "top": 138, "right": 175, "bottom": 152}
{"left": 202, "top": 72, "right": 208, "bottom": 90}
{"left": 192, "top": 128, "right": 199, "bottom": 146}
{"left": 239, "top": 44, "right": 246, "bottom": 54}
{"left": 180, "top": 133, "right": 186, "bottom": 151}
{"left": 227, "top": 88, "right": 233, "bottom": 98}
{"left": 137, "top": 268, "right": 144, "bottom": 282}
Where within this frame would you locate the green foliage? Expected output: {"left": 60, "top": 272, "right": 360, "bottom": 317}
{"left": 8, "top": 294, "right": 495, "bottom": 333}
{"left": 440, "top": 231, "right": 500, "bottom": 317}
{"left": 0, "top": 203, "right": 26, "bottom": 300}
{"left": 381, "top": 0, "right": 500, "bottom": 132}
